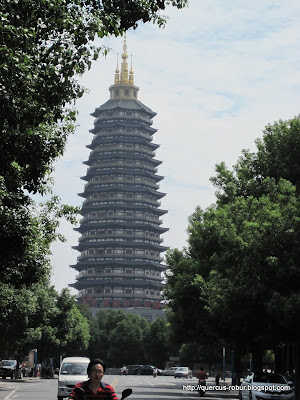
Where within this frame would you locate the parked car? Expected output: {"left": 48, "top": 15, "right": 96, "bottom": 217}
{"left": 239, "top": 372, "right": 294, "bottom": 400}
{"left": 140, "top": 365, "right": 163, "bottom": 375}
{"left": 163, "top": 366, "right": 178, "bottom": 376}
{"left": 57, "top": 357, "right": 90, "bottom": 400}
{"left": 0, "top": 360, "right": 22, "bottom": 379}
{"left": 174, "top": 366, "right": 192, "bottom": 379}
{"left": 127, "top": 365, "right": 143, "bottom": 375}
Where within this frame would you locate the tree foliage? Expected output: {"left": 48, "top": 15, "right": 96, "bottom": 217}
{"left": 79, "top": 309, "right": 172, "bottom": 367}
{"left": 0, "top": 0, "right": 187, "bottom": 358}
{"left": 0, "top": 284, "right": 90, "bottom": 361}
{"left": 164, "top": 118, "right": 300, "bottom": 371}
{"left": 1, "top": 0, "right": 187, "bottom": 194}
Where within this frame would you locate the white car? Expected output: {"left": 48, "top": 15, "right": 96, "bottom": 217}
{"left": 174, "top": 367, "right": 193, "bottom": 379}
{"left": 163, "top": 366, "right": 178, "bottom": 376}
{"left": 239, "top": 372, "right": 294, "bottom": 400}
{"left": 57, "top": 357, "right": 90, "bottom": 400}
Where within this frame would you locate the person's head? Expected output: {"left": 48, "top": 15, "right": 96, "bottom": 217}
{"left": 87, "top": 359, "right": 106, "bottom": 382}
{"left": 200, "top": 367, "right": 204, "bottom": 371}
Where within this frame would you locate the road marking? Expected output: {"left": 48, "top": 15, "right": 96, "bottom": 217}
{"left": 111, "top": 377, "right": 119, "bottom": 388}
{"left": 4, "top": 388, "right": 19, "bottom": 400}
{"left": 144, "top": 378, "right": 155, "bottom": 386}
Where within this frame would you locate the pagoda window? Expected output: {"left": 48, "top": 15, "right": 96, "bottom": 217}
{"left": 105, "top": 289, "right": 111, "bottom": 293}
{"left": 115, "top": 269, "right": 123, "bottom": 274}
{"left": 115, "top": 249, "right": 123, "bottom": 254}
{"left": 136, "top": 270, "right": 144, "bottom": 275}
{"left": 125, "top": 289, "right": 132, "bottom": 294}
{"left": 105, "top": 269, "right": 111, "bottom": 273}
{"left": 126, "top": 269, "right": 133, "bottom": 274}
{"left": 96, "top": 289, "right": 103, "bottom": 293}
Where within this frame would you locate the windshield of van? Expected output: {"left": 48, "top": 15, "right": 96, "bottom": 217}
{"left": 60, "top": 363, "right": 88, "bottom": 375}
{"left": 0, "top": 360, "right": 16, "bottom": 367}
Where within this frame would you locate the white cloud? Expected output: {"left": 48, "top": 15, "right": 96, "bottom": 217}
{"left": 50, "top": 0, "right": 300, "bottom": 293}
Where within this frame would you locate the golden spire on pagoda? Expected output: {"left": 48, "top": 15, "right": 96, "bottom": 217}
{"left": 114, "top": 53, "right": 120, "bottom": 84}
{"left": 129, "top": 54, "right": 134, "bottom": 85}
{"left": 120, "top": 35, "right": 129, "bottom": 85}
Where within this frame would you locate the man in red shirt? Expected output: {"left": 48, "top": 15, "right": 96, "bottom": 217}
{"left": 69, "top": 359, "right": 118, "bottom": 400}
{"left": 197, "top": 366, "right": 208, "bottom": 382}
{"left": 197, "top": 366, "right": 208, "bottom": 396}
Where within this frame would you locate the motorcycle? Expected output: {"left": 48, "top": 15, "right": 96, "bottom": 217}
{"left": 74, "top": 386, "right": 132, "bottom": 400}
{"left": 198, "top": 380, "right": 206, "bottom": 397}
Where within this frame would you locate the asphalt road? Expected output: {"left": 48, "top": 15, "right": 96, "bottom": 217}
{"left": 0, "top": 376, "right": 239, "bottom": 400}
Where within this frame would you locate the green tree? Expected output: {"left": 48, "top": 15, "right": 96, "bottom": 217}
{"left": 144, "top": 318, "right": 171, "bottom": 367}
{"left": 107, "top": 314, "right": 147, "bottom": 366}
{"left": 0, "top": 0, "right": 187, "bottom": 361}
{"left": 164, "top": 118, "right": 300, "bottom": 373}
{"left": 54, "top": 288, "right": 90, "bottom": 358}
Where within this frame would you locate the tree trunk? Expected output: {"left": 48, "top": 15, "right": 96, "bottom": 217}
{"left": 252, "top": 350, "right": 263, "bottom": 374}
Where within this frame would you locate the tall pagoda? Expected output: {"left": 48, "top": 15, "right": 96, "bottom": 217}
{"left": 70, "top": 38, "right": 168, "bottom": 320}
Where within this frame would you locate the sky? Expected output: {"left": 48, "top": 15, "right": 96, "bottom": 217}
{"left": 49, "top": 0, "right": 300, "bottom": 293}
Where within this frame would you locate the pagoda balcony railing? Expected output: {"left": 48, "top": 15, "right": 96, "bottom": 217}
{"left": 79, "top": 233, "right": 163, "bottom": 243}
{"left": 82, "top": 200, "right": 162, "bottom": 210}
{"left": 92, "top": 145, "right": 155, "bottom": 157}
{"left": 87, "top": 164, "right": 158, "bottom": 174}
{"left": 84, "top": 180, "right": 159, "bottom": 190}
{"left": 89, "top": 149, "right": 155, "bottom": 160}
{"left": 94, "top": 113, "right": 153, "bottom": 125}
{"left": 77, "top": 271, "right": 162, "bottom": 280}
{"left": 81, "top": 214, "right": 162, "bottom": 224}
{"left": 84, "top": 197, "right": 161, "bottom": 207}
{"left": 95, "top": 130, "right": 152, "bottom": 141}
{"left": 91, "top": 293, "right": 161, "bottom": 300}
{"left": 76, "top": 254, "right": 164, "bottom": 262}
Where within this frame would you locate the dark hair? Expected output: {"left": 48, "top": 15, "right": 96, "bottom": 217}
{"left": 87, "top": 359, "right": 106, "bottom": 376}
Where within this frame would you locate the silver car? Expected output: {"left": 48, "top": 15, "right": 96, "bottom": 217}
{"left": 174, "top": 366, "right": 193, "bottom": 379}
{"left": 163, "top": 366, "right": 178, "bottom": 376}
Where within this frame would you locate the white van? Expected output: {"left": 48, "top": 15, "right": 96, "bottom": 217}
{"left": 57, "top": 357, "right": 90, "bottom": 400}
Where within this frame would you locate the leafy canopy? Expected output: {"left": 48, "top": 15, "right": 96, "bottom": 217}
{"left": 164, "top": 118, "right": 300, "bottom": 361}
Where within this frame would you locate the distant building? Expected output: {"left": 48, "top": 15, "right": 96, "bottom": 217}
{"left": 70, "top": 38, "right": 168, "bottom": 321}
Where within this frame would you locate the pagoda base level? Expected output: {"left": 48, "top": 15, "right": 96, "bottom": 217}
{"left": 79, "top": 294, "right": 164, "bottom": 310}
{"left": 88, "top": 306, "right": 165, "bottom": 322}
